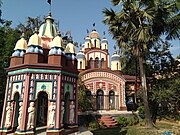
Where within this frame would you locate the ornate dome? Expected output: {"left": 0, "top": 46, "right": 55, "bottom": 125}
{"left": 26, "top": 31, "right": 43, "bottom": 54}
{"left": 51, "top": 33, "right": 63, "bottom": 48}
{"left": 102, "top": 37, "right": 108, "bottom": 44}
{"left": 65, "top": 43, "right": 76, "bottom": 54}
{"left": 111, "top": 51, "right": 120, "bottom": 61}
{"left": 76, "top": 51, "right": 85, "bottom": 59}
{"left": 14, "top": 34, "right": 28, "bottom": 50}
{"left": 39, "top": 12, "right": 57, "bottom": 38}
{"left": 85, "top": 36, "right": 91, "bottom": 42}
{"left": 89, "top": 30, "right": 100, "bottom": 39}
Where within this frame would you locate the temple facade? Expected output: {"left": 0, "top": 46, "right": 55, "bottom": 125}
{"left": 77, "top": 29, "right": 139, "bottom": 111}
{"left": 0, "top": 13, "right": 79, "bottom": 135}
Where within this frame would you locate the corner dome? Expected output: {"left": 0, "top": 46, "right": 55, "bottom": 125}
{"left": 39, "top": 12, "right": 57, "bottom": 38}
{"left": 76, "top": 51, "right": 85, "bottom": 59}
{"left": 102, "top": 37, "right": 108, "bottom": 44}
{"left": 51, "top": 33, "right": 63, "bottom": 48}
{"left": 111, "top": 51, "right": 120, "bottom": 61}
{"left": 85, "top": 36, "right": 91, "bottom": 42}
{"left": 89, "top": 30, "right": 100, "bottom": 39}
{"left": 65, "top": 42, "right": 76, "bottom": 54}
{"left": 28, "top": 32, "right": 41, "bottom": 46}
{"left": 14, "top": 34, "right": 28, "bottom": 50}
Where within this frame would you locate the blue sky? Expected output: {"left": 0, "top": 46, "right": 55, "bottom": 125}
{"left": 1, "top": 0, "right": 180, "bottom": 58}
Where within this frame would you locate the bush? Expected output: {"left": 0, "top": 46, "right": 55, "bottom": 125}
{"left": 89, "top": 120, "right": 99, "bottom": 130}
{"left": 137, "top": 106, "right": 145, "bottom": 119}
{"left": 116, "top": 116, "right": 128, "bottom": 127}
{"left": 127, "top": 117, "right": 139, "bottom": 126}
{"left": 99, "top": 121, "right": 105, "bottom": 128}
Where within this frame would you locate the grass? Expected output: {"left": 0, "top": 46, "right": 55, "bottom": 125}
{"left": 92, "top": 120, "right": 180, "bottom": 135}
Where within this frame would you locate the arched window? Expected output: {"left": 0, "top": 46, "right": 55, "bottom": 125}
{"left": 94, "top": 57, "right": 99, "bottom": 68}
{"left": 88, "top": 43, "right": 89, "bottom": 48}
{"left": 105, "top": 44, "right": 107, "bottom": 49}
{"left": 101, "top": 58, "right": 105, "bottom": 68}
{"left": 116, "top": 62, "right": 119, "bottom": 70}
{"left": 80, "top": 61, "right": 82, "bottom": 69}
{"left": 86, "top": 90, "right": 91, "bottom": 99}
{"left": 89, "top": 58, "right": 93, "bottom": 68}
{"left": 94, "top": 39, "right": 97, "bottom": 48}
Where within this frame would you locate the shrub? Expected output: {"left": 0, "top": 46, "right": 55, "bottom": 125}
{"left": 137, "top": 106, "right": 145, "bottom": 119}
{"left": 116, "top": 116, "right": 128, "bottom": 127}
{"left": 127, "top": 117, "right": 139, "bottom": 126}
{"left": 99, "top": 121, "right": 105, "bottom": 128}
{"left": 89, "top": 120, "right": 99, "bottom": 130}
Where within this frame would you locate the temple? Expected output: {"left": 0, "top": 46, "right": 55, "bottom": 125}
{"left": 0, "top": 13, "right": 79, "bottom": 135}
{"left": 0, "top": 12, "right": 139, "bottom": 135}
{"left": 77, "top": 29, "right": 140, "bottom": 111}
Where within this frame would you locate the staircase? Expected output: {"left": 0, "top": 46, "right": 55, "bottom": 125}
{"left": 98, "top": 115, "right": 118, "bottom": 128}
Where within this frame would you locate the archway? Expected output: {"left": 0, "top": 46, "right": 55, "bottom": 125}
{"left": 96, "top": 90, "right": 104, "bottom": 110}
{"left": 13, "top": 92, "right": 20, "bottom": 128}
{"left": 109, "top": 91, "right": 115, "bottom": 110}
{"left": 64, "top": 92, "right": 70, "bottom": 126}
{"left": 36, "top": 91, "right": 48, "bottom": 127}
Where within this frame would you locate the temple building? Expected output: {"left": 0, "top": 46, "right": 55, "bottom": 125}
{"left": 0, "top": 13, "right": 79, "bottom": 135}
{"left": 77, "top": 29, "right": 139, "bottom": 111}
{"left": 0, "top": 11, "right": 139, "bottom": 135}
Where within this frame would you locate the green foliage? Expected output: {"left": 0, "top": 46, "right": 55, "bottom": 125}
{"left": 116, "top": 116, "right": 128, "bottom": 127}
{"left": 88, "top": 120, "right": 99, "bottom": 130}
{"left": 137, "top": 106, "right": 145, "bottom": 119}
{"left": 127, "top": 113, "right": 139, "bottom": 126}
{"left": 0, "top": 21, "right": 21, "bottom": 102}
{"left": 99, "top": 121, "right": 105, "bottom": 128}
{"left": 78, "top": 78, "right": 92, "bottom": 112}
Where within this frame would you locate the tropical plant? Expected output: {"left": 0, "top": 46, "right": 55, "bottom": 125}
{"left": 103, "top": 0, "right": 179, "bottom": 128}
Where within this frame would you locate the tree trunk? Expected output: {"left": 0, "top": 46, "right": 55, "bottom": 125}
{"left": 139, "top": 56, "right": 154, "bottom": 128}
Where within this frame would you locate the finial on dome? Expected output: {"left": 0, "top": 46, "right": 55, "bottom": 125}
{"left": 34, "top": 27, "right": 38, "bottom": 34}
{"left": 20, "top": 33, "right": 25, "bottom": 38}
{"left": 68, "top": 36, "right": 73, "bottom": 43}
{"left": 113, "top": 45, "right": 117, "bottom": 54}
{"left": 45, "top": 11, "right": 54, "bottom": 22}
{"left": 56, "top": 31, "right": 61, "bottom": 36}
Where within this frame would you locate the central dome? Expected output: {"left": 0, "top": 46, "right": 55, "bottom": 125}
{"left": 89, "top": 30, "right": 100, "bottom": 39}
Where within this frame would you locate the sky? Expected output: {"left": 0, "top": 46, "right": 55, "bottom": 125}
{"left": 1, "top": 0, "right": 180, "bottom": 58}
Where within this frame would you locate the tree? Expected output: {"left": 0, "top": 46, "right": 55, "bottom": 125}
{"left": 103, "top": 0, "right": 178, "bottom": 128}
{"left": 0, "top": 21, "right": 21, "bottom": 117}
{"left": 78, "top": 78, "right": 92, "bottom": 112}
{"left": 17, "top": 16, "right": 43, "bottom": 39}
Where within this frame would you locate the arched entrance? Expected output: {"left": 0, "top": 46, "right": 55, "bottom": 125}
{"left": 96, "top": 90, "right": 104, "bottom": 110}
{"left": 13, "top": 92, "right": 20, "bottom": 128}
{"left": 109, "top": 91, "right": 115, "bottom": 110}
{"left": 36, "top": 92, "right": 48, "bottom": 127}
{"left": 64, "top": 92, "right": 70, "bottom": 126}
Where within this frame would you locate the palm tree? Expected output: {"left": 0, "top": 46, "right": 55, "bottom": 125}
{"left": 103, "top": 0, "right": 178, "bottom": 128}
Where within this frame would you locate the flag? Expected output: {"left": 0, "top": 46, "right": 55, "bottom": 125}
{"left": 103, "top": 31, "right": 105, "bottom": 35}
{"left": 47, "top": 0, "right": 51, "bottom": 5}
{"left": 65, "top": 31, "right": 71, "bottom": 35}
{"left": 86, "top": 29, "right": 89, "bottom": 34}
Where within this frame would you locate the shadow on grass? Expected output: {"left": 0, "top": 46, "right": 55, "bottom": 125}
{"left": 92, "top": 127, "right": 128, "bottom": 135}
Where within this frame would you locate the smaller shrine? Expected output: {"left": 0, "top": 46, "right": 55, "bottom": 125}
{"left": 0, "top": 12, "right": 79, "bottom": 135}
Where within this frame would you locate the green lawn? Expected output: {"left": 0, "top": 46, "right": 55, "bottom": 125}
{"left": 92, "top": 121, "right": 180, "bottom": 135}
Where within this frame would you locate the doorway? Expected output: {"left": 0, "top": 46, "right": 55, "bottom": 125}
{"left": 64, "top": 92, "right": 70, "bottom": 125}
{"left": 13, "top": 92, "right": 20, "bottom": 128}
{"left": 96, "top": 90, "right": 104, "bottom": 110}
{"left": 36, "top": 92, "right": 48, "bottom": 127}
{"left": 109, "top": 91, "right": 115, "bottom": 110}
